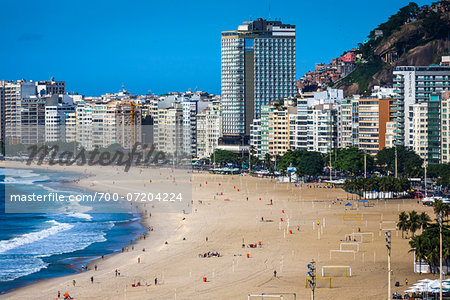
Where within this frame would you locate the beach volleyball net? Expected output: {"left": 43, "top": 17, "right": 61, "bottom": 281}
{"left": 342, "top": 213, "right": 361, "bottom": 224}
{"left": 321, "top": 266, "right": 351, "bottom": 277}
{"left": 305, "top": 277, "right": 332, "bottom": 288}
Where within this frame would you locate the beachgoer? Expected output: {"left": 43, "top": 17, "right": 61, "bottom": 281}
{"left": 405, "top": 278, "right": 408, "bottom": 285}
{"left": 274, "top": 270, "right": 277, "bottom": 277}
{"left": 58, "top": 290, "right": 60, "bottom": 298}
{"left": 118, "top": 269, "right": 120, "bottom": 276}
{"left": 115, "top": 269, "right": 118, "bottom": 277}
{"left": 73, "top": 280, "right": 76, "bottom": 286}
{"left": 206, "top": 237, "right": 208, "bottom": 242}
{"left": 94, "top": 264, "right": 97, "bottom": 271}
{"left": 155, "top": 277, "right": 158, "bottom": 285}
{"left": 91, "top": 276, "right": 94, "bottom": 283}
{"left": 138, "top": 257, "right": 140, "bottom": 263}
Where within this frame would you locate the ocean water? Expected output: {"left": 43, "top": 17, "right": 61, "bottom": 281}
{"left": 0, "top": 168, "right": 145, "bottom": 294}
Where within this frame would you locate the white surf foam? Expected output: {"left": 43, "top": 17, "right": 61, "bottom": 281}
{"left": 0, "top": 220, "right": 74, "bottom": 254}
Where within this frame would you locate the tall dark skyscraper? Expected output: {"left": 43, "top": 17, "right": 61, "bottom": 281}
{"left": 221, "top": 18, "right": 296, "bottom": 137}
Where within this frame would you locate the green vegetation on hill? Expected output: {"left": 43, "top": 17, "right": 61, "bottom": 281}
{"left": 335, "top": 1, "right": 449, "bottom": 95}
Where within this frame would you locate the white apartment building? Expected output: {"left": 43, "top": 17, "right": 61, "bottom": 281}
{"left": 45, "top": 95, "right": 75, "bottom": 142}
{"left": 385, "top": 121, "right": 396, "bottom": 149}
{"left": 249, "top": 119, "right": 262, "bottom": 158}
{"left": 412, "top": 102, "right": 428, "bottom": 160}
{"left": 75, "top": 101, "right": 93, "bottom": 150}
{"left": 307, "top": 104, "right": 338, "bottom": 153}
{"left": 196, "top": 101, "right": 222, "bottom": 159}
{"left": 156, "top": 104, "right": 183, "bottom": 156}
{"left": 392, "top": 64, "right": 450, "bottom": 148}
{"left": 441, "top": 91, "right": 450, "bottom": 163}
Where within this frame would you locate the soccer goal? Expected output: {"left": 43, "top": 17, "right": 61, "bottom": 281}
{"left": 379, "top": 221, "right": 396, "bottom": 231}
{"left": 329, "top": 249, "right": 356, "bottom": 260}
{"left": 339, "top": 242, "right": 359, "bottom": 252}
{"left": 342, "top": 213, "right": 361, "bottom": 224}
{"left": 321, "top": 265, "right": 352, "bottom": 277}
{"left": 305, "top": 276, "right": 332, "bottom": 288}
{"left": 345, "top": 232, "right": 374, "bottom": 243}
{"left": 248, "top": 293, "right": 296, "bottom": 300}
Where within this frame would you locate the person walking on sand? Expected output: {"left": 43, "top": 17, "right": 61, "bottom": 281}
{"left": 58, "top": 290, "right": 60, "bottom": 298}
{"left": 115, "top": 269, "right": 118, "bottom": 277}
{"left": 94, "top": 264, "right": 97, "bottom": 271}
{"left": 73, "top": 280, "right": 76, "bottom": 286}
{"left": 274, "top": 270, "right": 277, "bottom": 278}
{"left": 155, "top": 277, "right": 158, "bottom": 285}
{"left": 91, "top": 276, "right": 94, "bottom": 284}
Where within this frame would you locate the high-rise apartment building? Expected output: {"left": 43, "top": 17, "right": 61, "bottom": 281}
{"left": 45, "top": 95, "right": 75, "bottom": 142}
{"left": 156, "top": 104, "right": 183, "bottom": 156}
{"left": 307, "top": 104, "right": 338, "bottom": 154}
{"left": 182, "top": 97, "right": 209, "bottom": 157}
{"left": 221, "top": 18, "right": 296, "bottom": 137}
{"left": 0, "top": 82, "right": 5, "bottom": 145}
{"left": 75, "top": 101, "right": 93, "bottom": 150}
{"left": 20, "top": 96, "right": 46, "bottom": 145}
{"left": 392, "top": 65, "right": 450, "bottom": 148}
{"left": 441, "top": 91, "right": 450, "bottom": 163}
{"left": 411, "top": 94, "right": 441, "bottom": 164}
{"left": 357, "top": 98, "right": 394, "bottom": 155}
{"left": 292, "top": 97, "right": 308, "bottom": 150}
{"left": 339, "top": 96, "right": 359, "bottom": 149}
{"left": 196, "top": 101, "right": 222, "bottom": 159}
{"left": 4, "top": 79, "right": 66, "bottom": 144}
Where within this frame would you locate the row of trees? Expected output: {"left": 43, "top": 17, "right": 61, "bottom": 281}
{"left": 409, "top": 200, "right": 450, "bottom": 274}
{"left": 211, "top": 145, "right": 450, "bottom": 188}
{"left": 211, "top": 145, "right": 434, "bottom": 175}
{"left": 397, "top": 211, "right": 431, "bottom": 238}
{"left": 343, "top": 177, "right": 411, "bottom": 198}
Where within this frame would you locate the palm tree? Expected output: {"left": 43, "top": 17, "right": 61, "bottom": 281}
{"left": 409, "top": 235, "right": 430, "bottom": 274}
{"left": 264, "top": 153, "right": 271, "bottom": 170}
{"left": 408, "top": 211, "right": 421, "bottom": 237}
{"left": 397, "top": 211, "right": 409, "bottom": 239}
{"left": 427, "top": 238, "right": 440, "bottom": 273}
{"left": 433, "top": 199, "right": 448, "bottom": 221}
{"left": 418, "top": 212, "right": 431, "bottom": 232}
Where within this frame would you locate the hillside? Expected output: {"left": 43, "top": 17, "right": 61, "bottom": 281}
{"left": 333, "top": 1, "right": 449, "bottom": 96}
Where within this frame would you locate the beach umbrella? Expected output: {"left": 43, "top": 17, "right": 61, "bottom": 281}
{"left": 345, "top": 202, "right": 352, "bottom": 206}
{"left": 358, "top": 200, "right": 368, "bottom": 203}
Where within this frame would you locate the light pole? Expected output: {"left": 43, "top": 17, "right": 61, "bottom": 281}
{"left": 439, "top": 211, "right": 443, "bottom": 300}
{"left": 386, "top": 231, "right": 391, "bottom": 300}
{"left": 329, "top": 149, "right": 332, "bottom": 181}
{"left": 364, "top": 150, "right": 367, "bottom": 179}
{"left": 424, "top": 156, "right": 428, "bottom": 196}
{"left": 248, "top": 147, "right": 251, "bottom": 175}
{"left": 394, "top": 146, "right": 398, "bottom": 178}
{"left": 307, "top": 260, "right": 316, "bottom": 300}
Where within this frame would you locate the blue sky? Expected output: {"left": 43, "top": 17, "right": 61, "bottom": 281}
{"left": 1, "top": 0, "right": 431, "bottom": 96}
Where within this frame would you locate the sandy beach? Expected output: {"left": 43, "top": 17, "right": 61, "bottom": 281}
{"left": 1, "top": 161, "right": 438, "bottom": 299}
